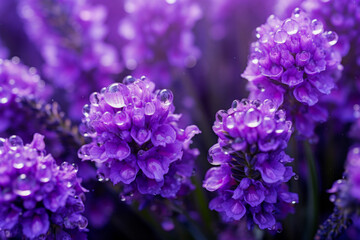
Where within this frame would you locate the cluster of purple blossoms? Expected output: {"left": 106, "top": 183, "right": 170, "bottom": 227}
{"left": 0, "top": 58, "right": 47, "bottom": 141}
{"left": 78, "top": 76, "right": 200, "bottom": 199}
{"left": 118, "top": 0, "right": 202, "bottom": 86}
{"left": 0, "top": 134, "right": 87, "bottom": 239}
{"left": 242, "top": 9, "right": 343, "bottom": 138}
{"left": 18, "top": 0, "right": 121, "bottom": 118}
{"left": 203, "top": 99, "right": 298, "bottom": 230}
{"left": 303, "top": 0, "right": 360, "bottom": 123}
{"left": 316, "top": 145, "right": 360, "bottom": 239}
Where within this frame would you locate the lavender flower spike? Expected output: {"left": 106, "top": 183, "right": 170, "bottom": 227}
{"left": 0, "top": 134, "right": 88, "bottom": 239}
{"left": 242, "top": 9, "right": 343, "bottom": 138}
{"left": 316, "top": 145, "right": 360, "bottom": 239}
{"left": 118, "top": 0, "right": 202, "bottom": 86}
{"left": 0, "top": 58, "right": 48, "bottom": 141}
{"left": 203, "top": 99, "right": 298, "bottom": 231}
{"left": 78, "top": 76, "right": 200, "bottom": 199}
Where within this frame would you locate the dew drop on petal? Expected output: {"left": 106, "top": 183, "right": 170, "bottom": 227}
{"left": 244, "top": 108, "right": 262, "bottom": 127}
{"left": 274, "top": 30, "right": 288, "bottom": 44}
{"left": 283, "top": 19, "right": 299, "bottom": 35}
{"left": 311, "top": 19, "right": 323, "bottom": 35}
{"left": 324, "top": 31, "right": 338, "bottom": 46}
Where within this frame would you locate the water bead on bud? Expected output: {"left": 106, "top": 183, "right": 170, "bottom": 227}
{"left": 244, "top": 108, "right": 262, "bottom": 127}
{"left": 311, "top": 19, "right": 324, "bottom": 35}
{"left": 216, "top": 110, "right": 227, "bottom": 123}
{"left": 324, "top": 31, "right": 338, "bottom": 46}
{"left": 89, "top": 92, "right": 101, "bottom": 106}
{"left": 9, "top": 135, "right": 24, "bottom": 150}
{"left": 82, "top": 104, "right": 91, "bottom": 117}
{"left": 274, "top": 30, "right": 288, "bottom": 44}
{"left": 13, "top": 174, "right": 34, "bottom": 197}
{"left": 283, "top": 19, "right": 299, "bottom": 35}
{"left": 157, "top": 89, "right": 174, "bottom": 106}
{"left": 123, "top": 75, "right": 137, "bottom": 85}
{"left": 104, "top": 83, "right": 128, "bottom": 108}
{"left": 144, "top": 102, "right": 156, "bottom": 115}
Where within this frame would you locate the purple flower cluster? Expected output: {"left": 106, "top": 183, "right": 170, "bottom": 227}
{"left": 18, "top": 0, "right": 121, "bottom": 118}
{"left": 303, "top": 0, "right": 360, "bottom": 123}
{"left": 316, "top": 145, "right": 360, "bottom": 239}
{"left": 78, "top": 76, "right": 200, "bottom": 199}
{"left": 0, "top": 58, "right": 47, "bottom": 141}
{"left": 118, "top": 0, "right": 202, "bottom": 86}
{"left": 0, "top": 134, "right": 87, "bottom": 239}
{"left": 203, "top": 99, "right": 298, "bottom": 230}
{"left": 242, "top": 9, "right": 342, "bottom": 138}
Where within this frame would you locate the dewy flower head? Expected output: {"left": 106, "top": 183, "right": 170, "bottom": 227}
{"left": 0, "top": 58, "right": 48, "bottom": 139}
{"left": 78, "top": 76, "right": 200, "bottom": 199}
{"left": 19, "top": 0, "right": 121, "bottom": 118}
{"left": 203, "top": 99, "right": 298, "bottom": 231}
{"left": 242, "top": 9, "right": 343, "bottom": 138}
{"left": 118, "top": 0, "right": 202, "bottom": 85}
{"left": 0, "top": 134, "right": 87, "bottom": 239}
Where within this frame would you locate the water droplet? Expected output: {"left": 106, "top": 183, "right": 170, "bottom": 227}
{"left": 123, "top": 75, "right": 136, "bottom": 85}
{"left": 329, "top": 194, "right": 336, "bottom": 202}
{"left": 252, "top": 99, "right": 261, "bottom": 108}
{"left": 262, "top": 117, "right": 276, "bottom": 134}
{"left": 144, "top": 102, "right": 156, "bottom": 115}
{"left": 157, "top": 89, "right": 173, "bottom": 106}
{"left": 311, "top": 19, "right": 323, "bottom": 35}
{"left": 215, "top": 110, "right": 227, "bottom": 123}
{"left": 72, "top": 163, "right": 78, "bottom": 173}
{"left": 38, "top": 164, "right": 52, "bottom": 183}
{"left": 231, "top": 100, "right": 239, "bottom": 110}
{"left": 240, "top": 99, "right": 250, "bottom": 107}
{"left": 97, "top": 173, "right": 105, "bottom": 182}
{"left": 244, "top": 108, "right": 262, "bottom": 127}
{"left": 114, "top": 111, "right": 130, "bottom": 128}
{"left": 324, "top": 31, "right": 338, "bottom": 46}
{"left": 225, "top": 115, "right": 235, "bottom": 129}
{"left": 291, "top": 200, "right": 296, "bottom": 205}
{"left": 294, "top": 174, "right": 299, "bottom": 180}
{"left": 283, "top": 19, "right": 299, "bottom": 35}
{"left": 89, "top": 92, "right": 100, "bottom": 106}
{"left": 13, "top": 153, "right": 24, "bottom": 169}
{"left": 77, "top": 145, "right": 91, "bottom": 159}
{"left": 104, "top": 83, "right": 128, "bottom": 108}
{"left": 263, "top": 99, "right": 276, "bottom": 112}
{"left": 9, "top": 135, "right": 23, "bottom": 150}
{"left": 275, "top": 109, "right": 286, "bottom": 122}
{"left": 66, "top": 181, "right": 73, "bottom": 188}
{"left": 293, "top": 8, "right": 303, "bottom": 18}
{"left": 82, "top": 104, "right": 91, "bottom": 117}
{"left": 13, "top": 174, "right": 34, "bottom": 196}
{"left": 274, "top": 30, "right": 288, "bottom": 44}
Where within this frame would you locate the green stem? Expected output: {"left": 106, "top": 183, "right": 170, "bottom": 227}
{"left": 304, "top": 141, "right": 319, "bottom": 240}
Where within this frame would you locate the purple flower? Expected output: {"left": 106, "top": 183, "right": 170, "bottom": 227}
{"left": 0, "top": 58, "right": 48, "bottom": 141}
{"left": 203, "top": 99, "right": 298, "bottom": 231}
{"left": 303, "top": 0, "right": 360, "bottom": 123}
{"left": 242, "top": 9, "right": 343, "bottom": 138}
{"left": 18, "top": 0, "right": 121, "bottom": 119}
{"left": 0, "top": 134, "right": 87, "bottom": 239}
{"left": 118, "top": 0, "right": 202, "bottom": 86}
{"left": 78, "top": 76, "right": 200, "bottom": 199}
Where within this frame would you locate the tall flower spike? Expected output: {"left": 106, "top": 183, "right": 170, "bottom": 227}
{"left": 203, "top": 99, "right": 298, "bottom": 231}
{"left": 0, "top": 134, "right": 88, "bottom": 239}
{"left": 315, "top": 145, "right": 360, "bottom": 240}
{"left": 0, "top": 58, "right": 48, "bottom": 140}
{"left": 242, "top": 9, "right": 343, "bottom": 138}
{"left": 19, "top": 0, "right": 121, "bottom": 119}
{"left": 118, "top": 0, "right": 202, "bottom": 86}
{"left": 78, "top": 76, "right": 200, "bottom": 199}
{"left": 303, "top": 0, "right": 360, "bottom": 123}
